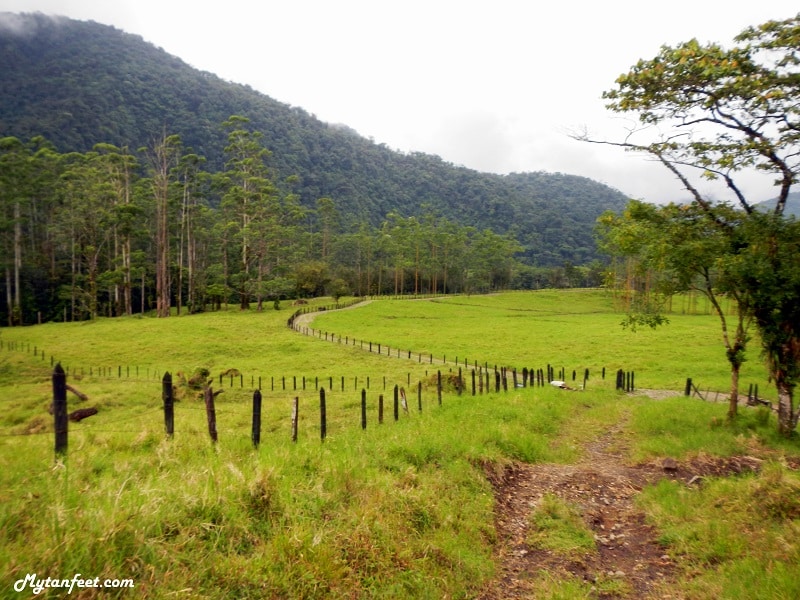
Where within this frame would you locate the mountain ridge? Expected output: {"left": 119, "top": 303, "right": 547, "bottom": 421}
{"left": 0, "top": 12, "right": 631, "bottom": 266}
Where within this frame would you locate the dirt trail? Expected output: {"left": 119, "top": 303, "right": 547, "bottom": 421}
{"left": 290, "top": 300, "right": 372, "bottom": 331}
{"left": 477, "top": 414, "right": 764, "bottom": 599}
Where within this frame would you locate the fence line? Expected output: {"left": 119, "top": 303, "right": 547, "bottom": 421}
{"left": 37, "top": 360, "right": 637, "bottom": 460}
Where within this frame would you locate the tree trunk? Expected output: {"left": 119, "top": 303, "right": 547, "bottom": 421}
{"left": 4, "top": 267, "right": 12, "bottom": 327}
{"left": 776, "top": 378, "right": 797, "bottom": 437}
{"left": 728, "top": 363, "right": 740, "bottom": 420}
{"left": 13, "top": 200, "right": 22, "bottom": 324}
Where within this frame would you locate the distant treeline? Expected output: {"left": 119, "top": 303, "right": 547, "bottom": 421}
{"left": 0, "top": 129, "right": 605, "bottom": 326}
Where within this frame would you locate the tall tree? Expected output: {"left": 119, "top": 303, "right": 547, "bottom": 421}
{"left": 220, "top": 116, "right": 276, "bottom": 309}
{"left": 0, "top": 137, "right": 31, "bottom": 325}
{"left": 142, "top": 133, "right": 182, "bottom": 318}
{"left": 583, "top": 14, "right": 800, "bottom": 434}
{"left": 93, "top": 144, "right": 139, "bottom": 316}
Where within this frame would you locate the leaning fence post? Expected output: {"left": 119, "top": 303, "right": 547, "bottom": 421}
{"left": 53, "top": 363, "right": 68, "bottom": 458}
{"left": 162, "top": 371, "right": 174, "bottom": 438}
{"left": 204, "top": 385, "right": 218, "bottom": 443}
{"left": 252, "top": 389, "right": 262, "bottom": 448}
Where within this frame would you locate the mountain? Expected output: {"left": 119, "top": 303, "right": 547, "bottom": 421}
{"left": 755, "top": 192, "right": 800, "bottom": 218}
{"left": 0, "top": 12, "right": 630, "bottom": 266}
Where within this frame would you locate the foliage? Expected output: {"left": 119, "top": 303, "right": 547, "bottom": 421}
{"left": 0, "top": 292, "right": 798, "bottom": 598}
{"left": 586, "top": 13, "right": 800, "bottom": 435}
{"left": 0, "top": 12, "right": 629, "bottom": 285}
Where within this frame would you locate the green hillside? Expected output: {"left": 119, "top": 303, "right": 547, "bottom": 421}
{"left": 0, "top": 12, "right": 629, "bottom": 266}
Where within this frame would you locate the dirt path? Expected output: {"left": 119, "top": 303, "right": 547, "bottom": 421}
{"left": 476, "top": 413, "right": 764, "bottom": 599}
{"left": 290, "top": 300, "right": 372, "bottom": 331}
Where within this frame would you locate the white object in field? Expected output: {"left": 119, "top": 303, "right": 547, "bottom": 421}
{"left": 550, "top": 380, "right": 566, "bottom": 388}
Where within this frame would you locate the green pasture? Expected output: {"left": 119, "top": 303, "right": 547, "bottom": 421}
{"left": 0, "top": 290, "right": 798, "bottom": 599}
{"left": 309, "top": 289, "right": 771, "bottom": 396}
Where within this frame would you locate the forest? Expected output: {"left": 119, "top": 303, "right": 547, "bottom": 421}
{"left": 0, "top": 13, "right": 631, "bottom": 325}
{"left": 0, "top": 125, "right": 558, "bottom": 326}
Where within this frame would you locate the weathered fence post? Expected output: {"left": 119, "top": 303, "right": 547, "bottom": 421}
{"left": 361, "top": 389, "right": 367, "bottom": 430}
{"left": 320, "top": 388, "right": 327, "bottom": 442}
{"left": 162, "top": 371, "right": 174, "bottom": 439}
{"left": 378, "top": 394, "right": 384, "bottom": 424}
{"left": 393, "top": 385, "right": 399, "bottom": 421}
{"left": 53, "top": 363, "right": 68, "bottom": 457}
{"left": 437, "top": 370, "right": 442, "bottom": 405}
{"left": 418, "top": 381, "right": 422, "bottom": 412}
{"left": 471, "top": 369, "right": 476, "bottom": 396}
{"left": 684, "top": 378, "right": 692, "bottom": 396}
{"left": 204, "top": 385, "right": 218, "bottom": 443}
{"left": 251, "top": 389, "right": 262, "bottom": 448}
{"left": 292, "top": 397, "right": 299, "bottom": 442}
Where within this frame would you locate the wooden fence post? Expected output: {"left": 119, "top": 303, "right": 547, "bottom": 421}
{"left": 379, "top": 394, "right": 384, "bottom": 424}
{"left": 417, "top": 381, "right": 422, "bottom": 412}
{"left": 471, "top": 369, "right": 476, "bottom": 396}
{"left": 393, "top": 385, "right": 399, "bottom": 421}
{"left": 320, "top": 388, "right": 327, "bottom": 442}
{"left": 203, "top": 385, "right": 218, "bottom": 443}
{"left": 252, "top": 389, "right": 262, "bottom": 448}
{"left": 292, "top": 397, "right": 299, "bottom": 442}
{"left": 53, "top": 363, "right": 68, "bottom": 458}
{"left": 162, "top": 371, "right": 174, "bottom": 438}
{"left": 437, "top": 371, "right": 442, "bottom": 405}
{"left": 361, "top": 389, "right": 367, "bottom": 430}
{"left": 684, "top": 378, "right": 692, "bottom": 396}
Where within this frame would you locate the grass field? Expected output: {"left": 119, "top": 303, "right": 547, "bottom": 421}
{"left": 0, "top": 290, "right": 797, "bottom": 599}
{"left": 308, "top": 290, "right": 771, "bottom": 394}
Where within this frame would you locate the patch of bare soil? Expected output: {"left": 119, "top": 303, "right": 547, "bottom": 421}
{"left": 477, "top": 420, "right": 763, "bottom": 599}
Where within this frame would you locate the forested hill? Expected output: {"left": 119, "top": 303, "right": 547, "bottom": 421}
{"left": 0, "top": 12, "right": 629, "bottom": 266}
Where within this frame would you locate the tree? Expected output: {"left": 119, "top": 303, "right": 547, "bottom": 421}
{"left": 219, "top": 116, "right": 277, "bottom": 309}
{"left": 583, "top": 14, "right": 800, "bottom": 434}
{"left": 141, "top": 132, "right": 183, "bottom": 318}
{"left": 597, "top": 200, "right": 753, "bottom": 419}
{"left": 93, "top": 144, "right": 139, "bottom": 316}
{"left": 0, "top": 137, "right": 32, "bottom": 325}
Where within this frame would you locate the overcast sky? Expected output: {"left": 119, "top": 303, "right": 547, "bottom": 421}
{"left": 1, "top": 0, "right": 797, "bottom": 203}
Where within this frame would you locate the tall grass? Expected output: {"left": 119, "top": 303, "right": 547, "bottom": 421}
{"left": 0, "top": 291, "right": 797, "bottom": 598}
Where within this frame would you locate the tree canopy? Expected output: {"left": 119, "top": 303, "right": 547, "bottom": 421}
{"left": 0, "top": 13, "right": 629, "bottom": 269}
{"left": 588, "top": 13, "right": 800, "bottom": 435}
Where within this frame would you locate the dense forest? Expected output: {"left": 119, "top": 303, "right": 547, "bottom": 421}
{"left": 0, "top": 13, "right": 631, "bottom": 324}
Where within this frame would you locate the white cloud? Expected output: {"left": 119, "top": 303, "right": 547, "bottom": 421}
{"left": 1, "top": 0, "right": 797, "bottom": 203}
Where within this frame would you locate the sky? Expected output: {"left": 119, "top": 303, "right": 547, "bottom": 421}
{"left": 1, "top": 0, "right": 797, "bottom": 204}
